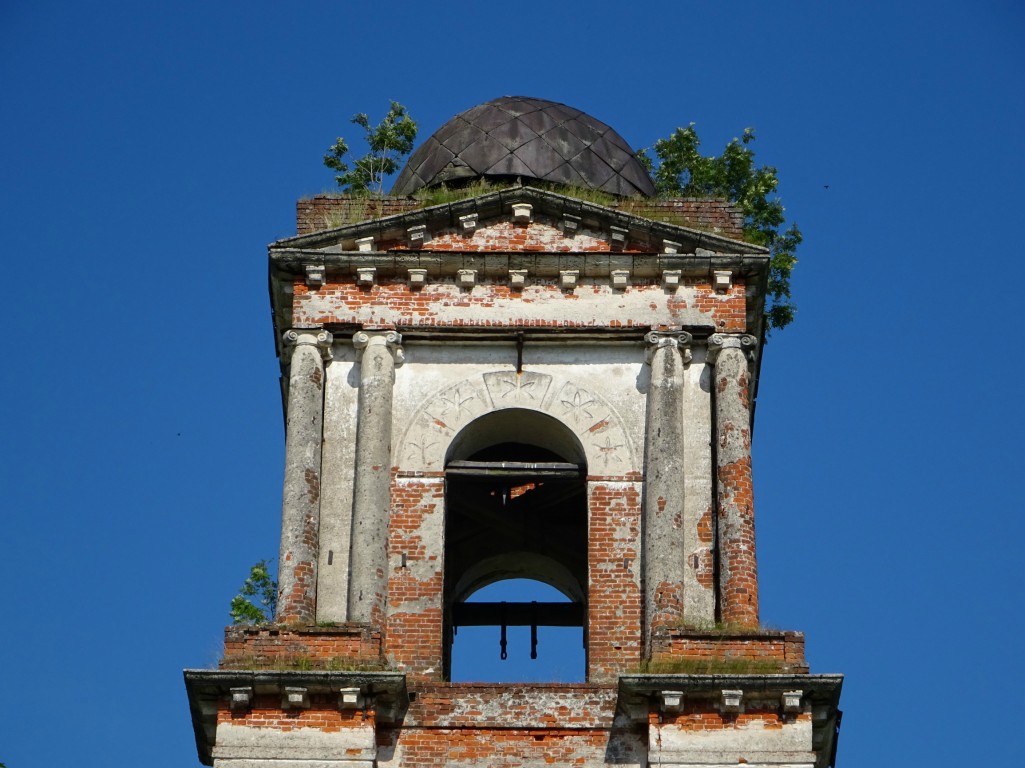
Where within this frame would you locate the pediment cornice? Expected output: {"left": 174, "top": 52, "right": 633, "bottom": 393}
{"left": 271, "top": 187, "right": 768, "bottom": 258}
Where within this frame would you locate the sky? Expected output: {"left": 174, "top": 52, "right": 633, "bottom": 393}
{"left": 2, "top": 1, "right": 1023, "bottom": 765}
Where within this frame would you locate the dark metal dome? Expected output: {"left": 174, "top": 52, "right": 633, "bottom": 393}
{"left": 391, "top": 96, "right": 656, "bottom": 198}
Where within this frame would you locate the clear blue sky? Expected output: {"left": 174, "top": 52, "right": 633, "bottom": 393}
{"left": 2, "top": 2, "right": 1023, "bottom": 766}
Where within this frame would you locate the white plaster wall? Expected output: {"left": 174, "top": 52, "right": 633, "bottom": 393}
{"left": 296, "top": 281, "right": 718, "bottom": 330}
{"left": 391, "top": 343, "right": 647, "bottom": 476}
{"left": 650, "top": 718, "right": 815, "bottom": 767}
{"left": 682, "top": 347, "right": 715, "bottom": 622}
{"left": 317, "top": 339, "right": 717, "bottom": 626}
{"left": 317, "top": 344, "right": 359, "bottom": 622}
{"left": 213, "top": 722, "right": 375, "bottom": 764}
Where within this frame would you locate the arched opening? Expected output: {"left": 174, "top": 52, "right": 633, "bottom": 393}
{"left": 449, "top": 579, "right": 585, "bottom": 682}
{"left": 444, "top": 408, "right": 588, "bottom": 681}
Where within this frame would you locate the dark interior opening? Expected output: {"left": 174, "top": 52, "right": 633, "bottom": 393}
{"left": 443, "top": 409, "right": 588, "bottom": 681}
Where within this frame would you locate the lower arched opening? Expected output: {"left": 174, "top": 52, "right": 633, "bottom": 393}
{"left": 443, "top": 408, "right": 588, "bottom": 681}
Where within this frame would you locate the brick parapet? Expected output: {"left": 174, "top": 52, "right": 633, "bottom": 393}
{"left": 654, "top": 628, "right": 807, "bottom": 673}
{"left": 615, "top": 198, "right": 744, "bottom": 238}
{"left": 297, "top": 197, "right": 420, "bottom": 235}
{"left": 296, "top": 195, "right": 746, "bottom": 239}
{"left": 220, "top": 625, "right": 384, "bottom": 669}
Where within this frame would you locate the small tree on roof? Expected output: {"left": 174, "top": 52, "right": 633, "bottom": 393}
{"left": 324, "top": 101, "right": 418, "bottom": 195}
{"left": 644, "top": 125, "right": 801, "bottom": 332}
{"left": 229, "top": 560, "right": 277, "bottom": 625}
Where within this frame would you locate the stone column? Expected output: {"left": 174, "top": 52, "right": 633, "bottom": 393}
{"left": 708, "top": 333, "right": 759, "bottom": 627}
{"left": 643, "top": 330, "right": 691, "bottom": 654}
{"left": 277, "top": 328, "right": 333, "bottom": 624}
{"left": 348, "top": 330, "right": 403, "bottom": 626}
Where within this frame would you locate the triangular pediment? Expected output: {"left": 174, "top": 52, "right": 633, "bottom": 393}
{"left": 272, "top": 187, "right": 767, "bottom": 258}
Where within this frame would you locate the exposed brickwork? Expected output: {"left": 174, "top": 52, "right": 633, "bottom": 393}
{"left": 386, "top": 478, "right": 445, "bottom": 680}
{"left": 381, "top": 727, "right": 617, "bottom": 767}
{"left": 295, "top": 195, "right": 746, "bottom": 240}
{"left": 297, "top": 196, "right": 420, "bottom": 235}
{"left": 717, "top": 455, "right": 758, "bottom": 625}
{"left": 587, "top": 482, "right": 642, "bottom": 681}
{"left": 220, "top": 625, "right": 383, "bottom": 668}
{"left": 278, "top": 551, "right": 317, "bottom": 625}
{"left": 615, "top": 198, "right": 745, "bottom": 238}
{"left": 402, "top": 219, "right": 643, "bottom": 253}
{"left": 715, "top": 345, "right": 758, "bottom": 627}
{"left": 688, "top": 278, "right": 747, "bottom": 331}
{"left": 292, "top": 278, "right": 746, "bottom": 331}
{"left": 696, "top": 506, "right": 715, "bottom": 589}
{"left": 654, "top": 708, "right": 812, "bottom": 731}
{"left": 404, "top": 684, "right": 617, "bottom": 727}
{"left": 376, "top": 684, "right": 641, "bottom": 768}
{"left": 217, "top": 694, "right": 375, "bottom": 730}
{"left": 655, "top": 629, "right": 807, "bottom": 674}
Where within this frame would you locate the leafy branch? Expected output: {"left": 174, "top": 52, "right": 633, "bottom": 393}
{"left": 229, "top": 560, "right": 277, "bottom": 625}
{"left": 643, "top": 125, "right": 801, "bottom": 331}
{"left": 324, "top": 101, "right": 417, "bottom": 195}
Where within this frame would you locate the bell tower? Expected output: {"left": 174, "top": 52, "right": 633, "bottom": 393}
{"left": 186, "top": 97, "right": 842, "bottom": 768}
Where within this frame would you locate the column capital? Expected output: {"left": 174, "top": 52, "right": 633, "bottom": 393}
{"left": 282, "top": 328, "right": 333, "bottom": 361}
{"left": 644, "top": 330, "right": 693, "bottom": 364}
{"left": 706, "top": 333, "right": 758, "bottom": 364}
{"left": 353, "top": 330, "right": 404, "bottom": 365}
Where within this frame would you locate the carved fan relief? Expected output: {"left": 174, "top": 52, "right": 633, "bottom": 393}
{"left": 399, "top": 371, "right": 633, "bottom": 474}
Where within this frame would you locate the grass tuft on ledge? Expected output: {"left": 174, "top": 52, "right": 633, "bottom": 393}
{"left": 636, "top": 657, "right": 790, "bottom": 675}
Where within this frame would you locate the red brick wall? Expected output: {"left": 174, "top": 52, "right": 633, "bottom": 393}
{"left": 218, "top": 694, "right": 375, "bottom": 730}
{"left": 715, "top": 352, "right": 759, "bottom": 627}
{"left": 656, "top": 629, "right": 807, "bottom": 673}
{"left": 655, "top": 708, "right": 812, "bottom": 731}
{"left": 616, "top": 198, "right": 745, "bottom": 238}
{"left": 376, "top": 684, "right": 638, "bottom": 768}
{"left": 690, "top": 278, "right": 747, "bottom": 331}
{"left": 297, "top": 197, "right": 420, "bottom": 235}
{"left": 292, "top": 278, "right": 747, "bottom": 332}
{"left": 587, "top": 482, "right": 642, "bottom": 681}
{"left": 220, "top": 625, "right": 383, "bottom": 668}
{"left": 386, "top": 477, "right": 446, "bottom": 680}
{"left": 718, "top": 456, "right": 758, "bottom": 624}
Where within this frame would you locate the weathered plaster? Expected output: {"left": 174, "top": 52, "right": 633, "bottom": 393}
{"left": 348, "top": 332, "right": 402, "bottom": 626}
{"left": 643, "top": 332, "right": 689, "bottom": 649}
{"left": 213, "top": 722, "right": 376, "bottom": 767}
{"left": 317, "top": 345, "right": 358, "bottom": 623}
{"left": 277, "top": 330, "right": 331, "bottom": 624}
{"left": 392, "top": 346, "right": 643, "bottom": 477}
{"left": 294, "top": 280, "right": 732, "bottom": 330}
{"left": 650, "top": 716, "right": 815, "bottom": 767}
{"left": 682, "top": 346, "right": 715, "bottom": 622}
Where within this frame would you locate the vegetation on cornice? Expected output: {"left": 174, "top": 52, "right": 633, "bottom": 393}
{"left": 219, "top": 654, "right": 391, "bottom": 672}
{"left": 229, "top": 561, "right": 276, "bottom": 626}
{"left": 310, "top": 182, "right": 735, "bottom": 236}
{"left": 319, "top": 102, "right": 800, "bottom": 330}
{"left": 641, "top": 125, "right": 801, "bottom": 331}
{"left": 636, "top": 657, "right": 790, "bottom": 675}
